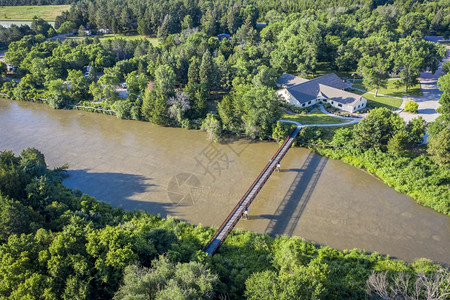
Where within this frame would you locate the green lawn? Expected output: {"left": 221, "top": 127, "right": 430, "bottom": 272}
{"left": 0, "top": 5, "right": 70, "bottom": 21}
{"left": 353, "top": 79, "right": 421, "bottom": 97}
{"left": 350, "top": 89, "right": 403, "bottom": 111}
{"left": 282, "top": 110, "right": 353, "bottom": 125}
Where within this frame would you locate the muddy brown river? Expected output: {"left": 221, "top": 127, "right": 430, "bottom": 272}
{"left": 0, "top": 99, "right": 449, "bottom": 265}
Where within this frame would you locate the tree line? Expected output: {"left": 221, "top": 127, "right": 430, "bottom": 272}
{"left": 0, "top": 148, "right": 448, "bottom": 299}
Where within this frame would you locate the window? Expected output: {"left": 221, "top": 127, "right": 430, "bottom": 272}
{"left": 338, "top": 104, "right": 342, "bottom": 107}
{"left": 331, "top": 101, "right": 334, "bottom": 104}
{"left": 308, "top": 101, "right": 311, "bottom": 105}
{"left": 302, "top": 103, "right": 305, "bottom": 107}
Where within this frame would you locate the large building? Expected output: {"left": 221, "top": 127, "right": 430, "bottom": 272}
{"left": 277, "top": 73, "right": 367, "bottom": 113}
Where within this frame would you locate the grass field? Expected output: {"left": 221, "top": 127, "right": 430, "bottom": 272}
{"left": 67, "top": 34, "right": 159, "bottom": 46}
{"left": 282, "top": 110, "right": 353, "bottom": 125}
{"left": 352, "top": 79, "right": 421, "bottom": 97}
{"left": 0, "top": 5, "right": 70, "bottom": 21}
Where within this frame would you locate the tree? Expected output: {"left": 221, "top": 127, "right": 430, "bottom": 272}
{"left": 168, "top": 92, "right": 190, "bottom": 127}
{"left": 199, "top": 51, "right": 217, "bottom": 91}
{"left": 240, "top": 86, "right": 282, "bottom": 139}
{"left": 272, "top": 121, "right": 292, "bottom": 143}
{"left": 428, "top": 127, "right": 450, "bottom": 166}
{"left": 187, "top": 57, "right": 200, "bottom": 87}
{"left": 405, "top": 117, "right": 426, "bottom": 145}
{"left": 201, "top": 113, "right": 221, "bottom": 142}
{"left": 353, "top": 108, "right": 403, "bottom": 150}
{"left": 393, "top": 38, "right": 444, "bottom": 92}
{"left": 154, "top": 64, "right": 175, "bottom": 97}
{"left": 271, "top": 19, "right": 322, "bottom": 75}
{"left": 358, "top": 54, "right": 390, "bottom": 97}
{"left": 366, "top": 269, "right": 450, "bottom": 300}
{"left": 47, "top": 79, "right": 69, "bottom": 109}
{"left": 115, "top": 257, "right": 218, "bottom": 300}
{"left": 398, "top": 12, "right": 428, "bottom": 37}
{"left": 387, "top": 131, "right": 409, "bottom": 156}
{"left": 67, "top": 69, "right": 90, "bottom": 101}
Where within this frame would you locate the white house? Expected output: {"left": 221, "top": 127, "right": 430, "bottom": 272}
{"left": 277, "top": 73, "right": 367, "bottom": 113}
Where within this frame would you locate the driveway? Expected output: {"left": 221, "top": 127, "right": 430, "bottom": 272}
{"left": 399, "top": 45, "right": 449, "bottom": 123}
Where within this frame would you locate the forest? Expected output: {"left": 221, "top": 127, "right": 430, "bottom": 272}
{"left": 0, "top": 149, "right": 449, "bottom": 299}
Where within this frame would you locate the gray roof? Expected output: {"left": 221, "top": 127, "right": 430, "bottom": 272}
{"left": 318, "top": 84, "right": 363, "bottom": 105}
{"left": 283, "top": 73, "right": 360, "bottom": 105}
{"left": 277, "top": 73, "right": 308, "bottom": 88}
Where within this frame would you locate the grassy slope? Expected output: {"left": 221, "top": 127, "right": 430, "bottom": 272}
{"left": 0, "top": 5, "right": 70, "bottom": 21}
{"left": 282, "top": 110, "right": 353, "bottom": 125}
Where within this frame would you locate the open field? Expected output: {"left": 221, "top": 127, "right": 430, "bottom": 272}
{"left": 0, "top": 5, "right": 70, "bottom": 21}
{"left": 353, "top": 79, "right": 421, "bottom": 97}
{"left": 67, "top": 34, "right": 159, "bottom": 46}
{"left": 282, "top": 110, "right": 353, "bottom": 125}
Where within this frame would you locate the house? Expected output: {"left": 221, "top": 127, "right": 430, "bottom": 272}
{"left": 217, "top": 33, "right": 231, "bottom": 41}
{"left": 277, "top": 73, "right": 367, "bottom": 113}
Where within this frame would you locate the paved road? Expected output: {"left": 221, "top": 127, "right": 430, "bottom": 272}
{"left": 400, "top": 46, "right": 449, "bottom": 123}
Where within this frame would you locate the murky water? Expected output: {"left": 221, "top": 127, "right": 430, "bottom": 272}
{"left": 0, "top": 99, "right": 449, "bottom": 265}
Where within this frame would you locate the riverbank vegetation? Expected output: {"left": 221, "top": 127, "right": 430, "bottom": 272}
{"left": 0, "top": 148, "right": 448, "bottom": 299}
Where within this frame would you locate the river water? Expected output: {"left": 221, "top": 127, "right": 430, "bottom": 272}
{"left": 0, "top": 99, "right": 449, "bottom": 265}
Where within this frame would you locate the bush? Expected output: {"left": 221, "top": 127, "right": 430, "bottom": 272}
{"left": 404, "top": 100, "right": 419, "bottom": 113}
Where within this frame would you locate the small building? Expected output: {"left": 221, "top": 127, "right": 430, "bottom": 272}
{"left": 98, "top": 28, "right": 111, "bottom": 34}
{"left": 6, "top": 63, "right": 17, "bottom": 74}
{"left": 256, "top": 22, "right": 268, "bottom": 28}
{"left": 277, "top": 73, "right": 367, "bottom": 113}
{"left": 217, "top": 33, "right": 231, "bottom": 41}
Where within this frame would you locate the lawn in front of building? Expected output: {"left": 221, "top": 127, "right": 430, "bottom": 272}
{"left": 282, "top": 110, "right": 353, "bottom": 125}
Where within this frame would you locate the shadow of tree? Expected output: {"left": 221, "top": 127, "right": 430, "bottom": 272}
{"left": 63, "top": 169, "right": 174, "bottom": 217}
{"left": 263, "top": 152, "right": 327, "bottom": 236}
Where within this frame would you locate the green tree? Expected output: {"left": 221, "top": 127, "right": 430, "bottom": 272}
{"left": 67, "top": 69, "right": 90, "bottom": 101}
{"left": 201, "top": 113, "right": 221, "bottom": 142}
{"left": 47, "top": 79, "right": 69, "bottom": 109}
{"left": 353, "top": 108, "right": 403, "bottom": 150}
{"left": 115, "top": 257, "right": 218, "bottom": 300}
{"left": 358, "top": 53, "right": 390, "bottom": 97}
{"left": 187, "top": 57, "right": 200, "bottom": 87}
{"left": 427, "top": 127, "right": 450, "bottom": 166}
{"left": 199, "top": 51, "right": 217, "bottom": 91}
{"left": 154, "top": 64, "right": 175, "bottom": 97}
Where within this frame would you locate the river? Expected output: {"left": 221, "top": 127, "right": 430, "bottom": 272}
{"left": 0, "top": 99, "right": 449, "bottom": 265}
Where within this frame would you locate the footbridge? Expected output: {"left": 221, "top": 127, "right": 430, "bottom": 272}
{"left": 204, "top": 125, "right": 303, "bottom": 255}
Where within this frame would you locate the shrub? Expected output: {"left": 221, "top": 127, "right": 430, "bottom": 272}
{"left": 404, "top": 100, "right": 418, "bottom": 113}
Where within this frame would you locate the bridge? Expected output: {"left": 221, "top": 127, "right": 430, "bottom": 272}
{"left": 204, "top": 125, "right": 303, "bottom": 255}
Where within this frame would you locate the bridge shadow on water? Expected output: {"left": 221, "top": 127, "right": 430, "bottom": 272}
{"left": 63, "top": 169, "right": 174, "bottom": 217}
{"left": 262, "top": 152, "right": 327, "bottom": 236}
